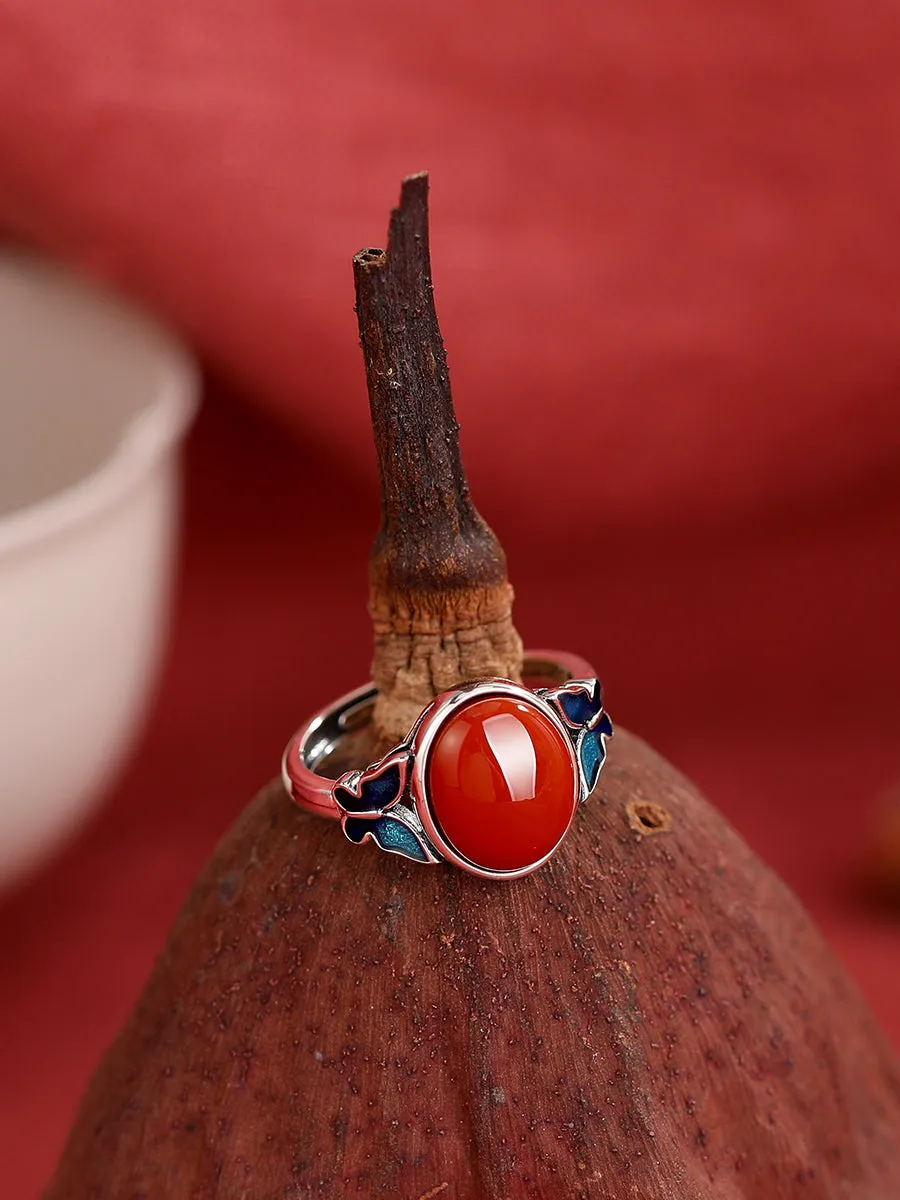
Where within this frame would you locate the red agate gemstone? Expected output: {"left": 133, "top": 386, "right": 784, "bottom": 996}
{"left": 426, "top": 695, "right": 578, "bottom": 872}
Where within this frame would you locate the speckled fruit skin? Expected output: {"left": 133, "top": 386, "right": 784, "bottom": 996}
{"left": 47, "top": 731, "right": 900, "bottom": 1199}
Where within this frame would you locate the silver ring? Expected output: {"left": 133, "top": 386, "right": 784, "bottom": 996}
{"left": 282, "top": 650, "right": 612, "bottom": 880}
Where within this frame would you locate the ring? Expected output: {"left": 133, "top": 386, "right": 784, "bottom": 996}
{"left": 282, "top": 651, "right": 613, "bottom": 880}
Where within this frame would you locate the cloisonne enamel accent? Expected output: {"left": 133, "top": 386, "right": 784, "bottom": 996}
{"left": 283, "top": 656, "right": 612, "bottom": 879}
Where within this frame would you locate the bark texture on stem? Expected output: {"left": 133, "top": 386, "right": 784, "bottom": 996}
{"left": 354, "top": 173, "right": 522, "bottom": 745}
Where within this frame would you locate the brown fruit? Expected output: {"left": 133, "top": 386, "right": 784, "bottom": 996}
{"left": 47, "top": 733, "right": 900, "bottom": 1197}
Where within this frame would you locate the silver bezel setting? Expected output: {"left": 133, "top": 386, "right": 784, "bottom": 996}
{"left": 408, "top": 677, "right": 582, "bottom": 880}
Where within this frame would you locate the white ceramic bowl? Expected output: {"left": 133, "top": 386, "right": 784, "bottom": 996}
{"left": 0, "top": 252, "right": 198, "bottom": 889}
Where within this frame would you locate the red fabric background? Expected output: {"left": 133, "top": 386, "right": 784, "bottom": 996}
{"left": 1, "top": 2, "right": 899, "bottom": 1195}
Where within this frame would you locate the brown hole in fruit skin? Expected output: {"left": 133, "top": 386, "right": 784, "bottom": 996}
{"left": 627, "top": 798, "right": 673, "bottom": 835}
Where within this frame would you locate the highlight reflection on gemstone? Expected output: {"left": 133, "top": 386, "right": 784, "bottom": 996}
{"left": 482, "top": 710, "right": 538, "bottom": 802}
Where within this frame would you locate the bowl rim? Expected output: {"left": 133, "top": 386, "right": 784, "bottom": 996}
{"left": 0, "top": 259, "right": 199, "bottom": 559}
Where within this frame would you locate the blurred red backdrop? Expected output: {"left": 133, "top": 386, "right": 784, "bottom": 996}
{"left": 1, "top": 1, "right": 899, "bottom": 1195}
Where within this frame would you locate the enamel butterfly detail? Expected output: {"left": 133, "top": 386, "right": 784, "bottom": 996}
{"left": 333, "top": 749, "right": 441, "bottom": 864}
{"left": 330, "top": 676, "right": 613, "bottom": 871}
{"left": 537, "top": 677, "right": 614, "bottom": 799}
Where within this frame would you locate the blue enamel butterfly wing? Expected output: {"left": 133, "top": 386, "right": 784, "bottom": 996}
{"left": 558, "top": 684, "right": 603, "bottom": 727}
{"left": 343, "top": 815, "right": 433, "bottom": 863}
{"left": 334, "top": 761, "right": 404, "bottom": 815}
{"left": 579, "top": 711, "right": 613, "bottom": 794}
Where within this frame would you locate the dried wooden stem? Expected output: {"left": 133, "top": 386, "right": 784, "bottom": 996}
{"left": 354, "top": 173, "right": 522, "bottom": 744}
